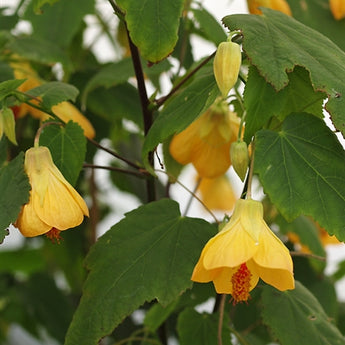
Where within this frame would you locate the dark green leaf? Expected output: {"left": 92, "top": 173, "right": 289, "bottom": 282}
{"left": 32, "top": 0, "right": 59, "bottom": 13}
{"left": 0, "top": 152, "right": 30, "bottom": 232}
{"left": 116, "top": 0, "right": 184, "bottom": 62}
{"left": 0, "top": 79, "right": 25, "bottom": 101}
{"left": 244, "top": 65, "right": 324, "bottom": 142}
{"left": 39, "top": 121, "right": 86, "bottom": 185}
{"left": 0, "top": 10, "right": 19, "bottom": 31}
{"left": 223, "top": 9, "right": 345, "bottom": 136}
{"left": 24, "top": 0, "right": 94, "bottom": 47}
{"left": 177, "top": 308, "right": 231, "bottom": 345}
{"left": 7, "top": 36, "right": 70, "bottom": 67}
{"left": 261, "top": 281, "right": 345, "bottom": 345}
{"left": 255, "top": 113, "right": 345, "bottom": 240}
{"left": 142, "top": 64, "right": 218, "bottom": 172}
{"left": 27, "top": 81, "right": 79, "bottom": 109}
{"left": 65, "top": 199, "right": 215, "bottom": 345}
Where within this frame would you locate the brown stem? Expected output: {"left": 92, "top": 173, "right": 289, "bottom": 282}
{"left": 83, "top": 163, "right": 149, "bottom": 178}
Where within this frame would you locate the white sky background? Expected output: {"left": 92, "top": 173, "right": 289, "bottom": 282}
{"left": 1, "top": 0, "right": 345, "bottom": 303}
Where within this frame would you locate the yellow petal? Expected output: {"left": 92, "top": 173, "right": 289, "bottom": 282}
{"left": 15, "top": 198, "right": 52, "bottom": 237}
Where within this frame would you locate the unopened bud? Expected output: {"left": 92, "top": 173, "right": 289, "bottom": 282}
{"left": 0, "top": 107, "right": 17, "bottom": 145}
{"left": 231, "top": 141, "right": 249, "bottom": 181}
{"left": 330, "top": 0, "right": 345, "bottom": 20}
{"left": 213, "top": 41, "right": 241, "bottom": 98}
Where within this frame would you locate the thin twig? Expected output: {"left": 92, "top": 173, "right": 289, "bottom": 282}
{"left": 217, "top": 294, "right": 226, "bottom": 345}
{"left": 183, "top": 177, "right": 201, "bottom": 217}
{"left": 83, "top": 163, "right": 149, "bottom": 178}
{"left": 290, "top": 251, "right": 326, "bottom": 261}
{"left": 155, "top": 52, "right": 216, "bottom": 108}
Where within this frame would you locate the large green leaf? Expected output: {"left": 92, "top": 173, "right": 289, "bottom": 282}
{"left": 223, "top": 9, "right": 345, "bottom": 136}
{"left": 287, "top": 0, "right": 345, "bottom": 52}
{"left": 27, "top": 81, "right": 79, "bottom": 110}
{"left": 142, "top": 65, "right": 218, "bottom": 172}
{"left": 261, "top": 282, "right": 345, "bottom": 345}
{"left": 39, "top": 121, "right": 86, "bottom": 186}
{"left": 117, "top": 0, "right": 184, "bottom": 62}
{"left": 243, "top": 65, "right": 324, "bottom": 142}
{"left": 24, "top": 0, "right": 94, "bottom": 48}
{"left": 254, "top": 113, "right": 345, "bottom": 240}
{"left": 0, "top": 79, "right": 25, "bottom": 101}
{"left": 0, "top": 153, "right": 30, "bottom": 233}
{"left": 177, "top": 308, "right": 231, "bottom": 345}
{"left": 64, "top": 199, "right": 216, "bottom": 345}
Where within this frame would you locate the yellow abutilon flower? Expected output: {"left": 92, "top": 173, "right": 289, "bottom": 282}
{"left": 11, "top": 60, "right": 95, "bottom": 139}
{"left": 329, "top": 0, "right": 345, "bottom": 20}
{"left": 169, "top": 104, "right": 240, "bottom": 178}
{"left": 198, "top": 174, "right": 237, "bottom": 211}
{"left": 15, "top": 146, "right": 89, "bottom": 238}
{"left": 191, "top": 199, "right": 294, "bottom": 303}
{"left": 247, "top": 0, "right": 292, "bottom": 16}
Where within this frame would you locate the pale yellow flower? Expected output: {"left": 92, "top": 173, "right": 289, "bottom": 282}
{"left": 198, "top": 175, "right": 237, "bottom": 211}
{"left": 191, "top": 199, "right": 294, "bottom": 303}
{"left": 170, "top": 107, "right": 240, "bottom": 178}
{"left": 11, "top": 60, "right": 95, "bottom": 139}
{"left": 15, "top": 146, "right": 89, "bottom": 238}
{"left": 247, "top": 0, "right": 292, "bottom": 16}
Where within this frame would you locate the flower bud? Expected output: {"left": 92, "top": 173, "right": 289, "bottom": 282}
{"left": 247, "top": 0, "right": 292, "bottom": 16}
{"left": 0, "top": 107, "right": 17, "bottom": 145}
{"left": 213, "top": 41, "right": 241, "bottom": 98}
{"left": 330, "top": 0, "right": 345, "bottom": 20}
{"left": 231, "top": 140, "right": 249, "bottom": 181}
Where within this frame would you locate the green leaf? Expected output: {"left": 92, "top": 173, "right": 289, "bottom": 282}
{"left": 6, "top": 36, "right": 70, "bottom": 67}
{"left": 192, "top": 7, "right": 227, "bottom": 46}
{"left": 39, "top": 121, "right": 86, "bottom": 186}
{"left": 0, "top": 79, "right": 25, "bottom": 102}
{"left": 81, "top": 58, "right": 134, "bottom": 107}
{"left": 0, "top": 152, "right": 30, "bottom": 232}
{"left": 117, "top": 0, "right": 184, "bottom": 62}
{"left": 261, "top": 281, "right": 345, "bottom": 345}
{"left": 142, "top": 64, "right": 218, "bottom": 172}
{"left": 223, "top": 8, "right": 345, "bottom": 136}
{"left": 26, "top": 81, "right": 79, "bottom": 110}
{"left": 64, "top": 199, "right": 216, "bottom": 345}
{"left": 254, "top": 113, "right": 345, "bottom": 240}
{"left": 177, "top": 308, "right": 231, "bottom": 345}
{"left": 243, "top": 65, "right": 324, "bottom": 142}
{"left": 24, "top": 0, "right": 94, "bottom": 48}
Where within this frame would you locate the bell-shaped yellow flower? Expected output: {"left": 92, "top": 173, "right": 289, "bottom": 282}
{"left": 15, "top": 146, "right": 89, "bottom": 238}
{"left": 170, "top": 106, "right": 240, "bottom": 178}
{"left": 247, "top": 0, "right": 292, "bottom": 16}
{"left": 198, "top": 174, "right": 237, "bottom": 211}
{"left": 11, "top": 60, "right": 95, "bottom": 139}
{"left": 191, "top": 198, "right": 294, "bottom": 303}
{"left": 330, "top": 0, "right": 345, "bottom": 20}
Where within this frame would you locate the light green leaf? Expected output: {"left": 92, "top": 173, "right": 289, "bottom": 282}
{"left": 39, "top": 121, "right": 86, "bottom": 186}
{"left": 142, "top": 65, "right": 218, "bottom": 172}
{"left": 64, "top": 199, "right": 215, "bottom": 345}
{"left": 261, "top": 281, "right": 345, "bottom": 345}
{"left": 27, "top": 81, "right": 79, "bottom": 110}
{"left": 223, "top": 8, "right": 345, "bottom": 136}
{"left": 117, "top": 0, "right": 184, "bottom": 62}
{"left": 254, "top": 113, "right": 345, "bottom": 240}
{"left": 177, "top": 308, "right": 231, "bottom": 345}
{"left": 243, "top": 65, "right": 324, "bottom": 142}
{"left": 0, "top": 152, "right": 30, "bottom": 232}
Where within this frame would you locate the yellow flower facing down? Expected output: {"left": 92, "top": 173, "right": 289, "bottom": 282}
{"left": 15, "top": 146, "right": 89, "bottom": 238}
{"left": 247, "top": 0, "right": 292, "bottom": 16}
{"left": 191, "top": 199, "right": 294, "bottom": 303}
{"left": 170, "top": 107, "right": 240, "bottom": 178}
{"left": 11, "top": 60, "right": 95, "bottom": 139}
{"left": 198, "top": 174, "right": 237, "bottom": 211}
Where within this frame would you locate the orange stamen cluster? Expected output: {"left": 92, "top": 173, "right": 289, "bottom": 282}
{"left": 231, "top": 263, "right": 252, "bottom": 303}
{"left": 46, "top": 228, "right": 63, "bottom": 244}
